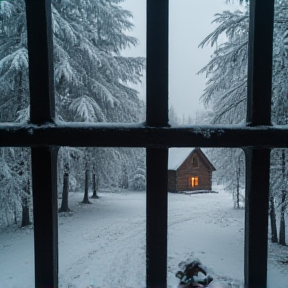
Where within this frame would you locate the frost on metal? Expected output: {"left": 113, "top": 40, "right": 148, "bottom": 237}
{"left": 194, "top": 127, "right": 212, "bottom": 139}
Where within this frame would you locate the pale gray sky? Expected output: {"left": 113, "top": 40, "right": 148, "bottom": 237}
{"left": 121, "top": 0, "right": 241, "bottom": 120}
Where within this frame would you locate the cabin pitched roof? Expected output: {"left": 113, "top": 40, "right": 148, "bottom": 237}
{"left": 168, "top": 147, "right": 216, "bottom": 171}
{"left": 168, "top": 148, "right": 194, "bottom": 170}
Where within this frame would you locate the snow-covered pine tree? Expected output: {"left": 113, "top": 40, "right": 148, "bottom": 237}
{"left": 0, "top": 0, "right": 145, "bottom": 220}
{"left": 270, "top": 149, "right": 288, "bottom": 245}
{"left": 198, "top": 9, "right": 249, "bottom": 125}
{"left": 129, "top": 150, "right": 146, "bottom": 191}
{"left": 54, "top": 0, "right": 146, "bottom": 203}
{"left": 169, "top": 105, "right": 180, "bottom": 125}
{"left": 198, "top": 0, "right": 288, "bottom": 242}
{"left": 58, "top": 147, "right": 83, "bottom": 212}
{"left": 206, "top": 148, "right": 245, "bottom": 208}
{"left": 1, "top": 0, "right": 145, "bottom": 123}
{"left": 0, "top": 148, "right": 31, "bottom": 226}
{"left": 197, "top": 7, "right": 248, "bottom": 208}
{"left": 269, "top": 3, "right": 288, "bottom": 245}
{"left": 52, "top": 0, "right": 145, "bottom": 123}
{"left": 0, "top": 0, "right": 29, "bottom": 122}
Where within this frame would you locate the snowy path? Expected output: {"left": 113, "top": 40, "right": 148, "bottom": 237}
{"left": 167, "top": 192, "right": 245, "bottom": 287}
{"left": 57, "top": 192, "right": 147, "bottom": 288}
{"left": 0, "top": 190, "right": 287, "bottom": 288}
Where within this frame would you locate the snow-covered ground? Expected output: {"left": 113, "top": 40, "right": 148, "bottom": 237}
{"left": 0, "top": 188, "right": 287, "bottom": 288}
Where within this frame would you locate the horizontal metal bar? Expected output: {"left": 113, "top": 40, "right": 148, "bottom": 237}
{"left": 0, "top": 124, "right": 288, "bottom": 148}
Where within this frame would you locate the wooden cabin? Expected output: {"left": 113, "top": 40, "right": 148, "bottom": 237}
{"left": 168, "top": 148, "right": 216, "bottom": 192}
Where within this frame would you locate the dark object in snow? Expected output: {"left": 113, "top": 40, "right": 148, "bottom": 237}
{"left": 176, "top": 260, "right": 213, "bottom": 288}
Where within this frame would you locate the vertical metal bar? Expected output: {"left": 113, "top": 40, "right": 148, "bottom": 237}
{"left": 26, "top": 0, "right": 58, "bottom": 286}
{"left": 244, "top": 148, "right": 270, "bottom": 288}
{"left": 146, "top": 1, "right": 169, "bottom": 287}
{"left": 245, "top": 1, "right": 274, "bottom": 286}
{"left": 146, "top": 0, "right": 169, "bottom": 127}
{"left": 31, "top": 147, "right": 59, "bottom": 288}
{"left": 26, "top": 0, "right": 55, "bottom": 124}
{"left": 246, "top": 0, "right": 274, "bottom": 126}
{"left": 146, "top": 148, "right": 168, "bottom": 288}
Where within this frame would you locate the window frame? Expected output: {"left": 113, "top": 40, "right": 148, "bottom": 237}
{"left": 191, "top": 155, "right": 199, "bottom": 167}
{"left": 190, "top": 176, "right": 199, "bottom": 187}
{"left": 0, "top": 0, "right": 277, "bottom": 287}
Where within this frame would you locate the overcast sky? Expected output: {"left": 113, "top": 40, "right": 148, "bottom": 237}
{"left": 121, "top": 0, "right": 241, "bottom": 120}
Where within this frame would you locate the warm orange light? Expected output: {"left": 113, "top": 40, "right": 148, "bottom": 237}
{"left": 191, "top": 176, "right": 199, "bottom": 187}
{"left": 191, "top": 177, "right": 195, "bottom": 187}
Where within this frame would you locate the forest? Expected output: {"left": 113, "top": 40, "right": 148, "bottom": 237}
{"left": 197, "top": 0, "right": 288, "bottom": 246}
{"left": 0, "top": 0, "right": 287, "bottom": 248}
{"left": 0, "top": 0, "right": 146, "bottom": 227}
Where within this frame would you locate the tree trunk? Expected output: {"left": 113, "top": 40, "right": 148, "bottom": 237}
{"left": 21, "top": 199, "right": 30, "bottom": 227}
{"left": 58, "top": 170, "right": 71, "bottom": 212}
{"left": 82, "top": 168, "right": 91, "bottom": 204}
{"left": 269, "top": 195, "right": 278, "bottom": 243}
{"left": 279, "top": 149, "right": 287, "bottom": 245}
{"left": 121, "top": 165, "right": 129, "bottom": 189}
{"left": 235, "top": 158, "right": 240, "bottom": 209}
{"left": 236, "top": 176, "right": 240, "bottom": 209}
{"left": 91, "top": 172, "right": 99, "bottom": 199}
{"left": 279, "top": 206, "right": 286, "bottom": 245}
{"left": 279, "top": 189, "right": 286, "bottom": 245}
{"left": 13, "top": 202, "right": 18, "bottom": 224}
{"left": 21, "top": 179, "right": 31, "bottom": 227}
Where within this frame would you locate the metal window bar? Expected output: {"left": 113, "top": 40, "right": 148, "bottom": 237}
{"left": 0, "top": 0, "right": 277, "bottom": 287}
{"left": 245, "top": 2, "right": 275, "bottom": 288}
{"left": 146, "top": 1, "right": 169, "bottom": 288}
{"left": 25, "top": 1, "right": 58, "bottom": 287}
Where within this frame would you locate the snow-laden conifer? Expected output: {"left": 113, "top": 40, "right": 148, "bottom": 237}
{"left": 0, "top": 0, "right": 146, "bottom": 221}
{"left": 0, "top": 148, "right": 31, "bottom": 226}
{"left": 199, "top": 0, "right": 288, "bottom": 243}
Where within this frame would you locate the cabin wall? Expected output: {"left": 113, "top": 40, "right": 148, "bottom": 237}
{"left": 168, "top": 170, "right": 177, "bottom": 192}
{"left": 176, "top": 152, "right": 212, "bottom": 191}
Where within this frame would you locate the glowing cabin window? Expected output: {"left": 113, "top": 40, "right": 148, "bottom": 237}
{"left": 191, "top": 176, "right": 199, "bottom": 187}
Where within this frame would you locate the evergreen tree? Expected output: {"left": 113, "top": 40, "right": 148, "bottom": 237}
{"left": 169, "top": 105, "right": 179, "bottom": 125}
{"left": 206, "top": 148, "right": 245, "bottom": 208}
{"left": 270, "top": 149, "right": 288, "bottom": 245}
{"left": 58, "top": 147, "right": 83, "bottom": 212}
{"left": 0, "top": 0, "right": 29, "bottom": 122}
{"left": 0, "top": 0, "right": 145, "bottom": 221}
{"left": 129, "top": 150, "right": 146, "bottom": 191}
{"left": 198, "top": 0, "right": 288, "bottom": 243}
{"left": 52, "top": 0, "right": 145, "bottom": 123}
{"left": 0, "top": 148, "right": 31, "bottom": 226}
